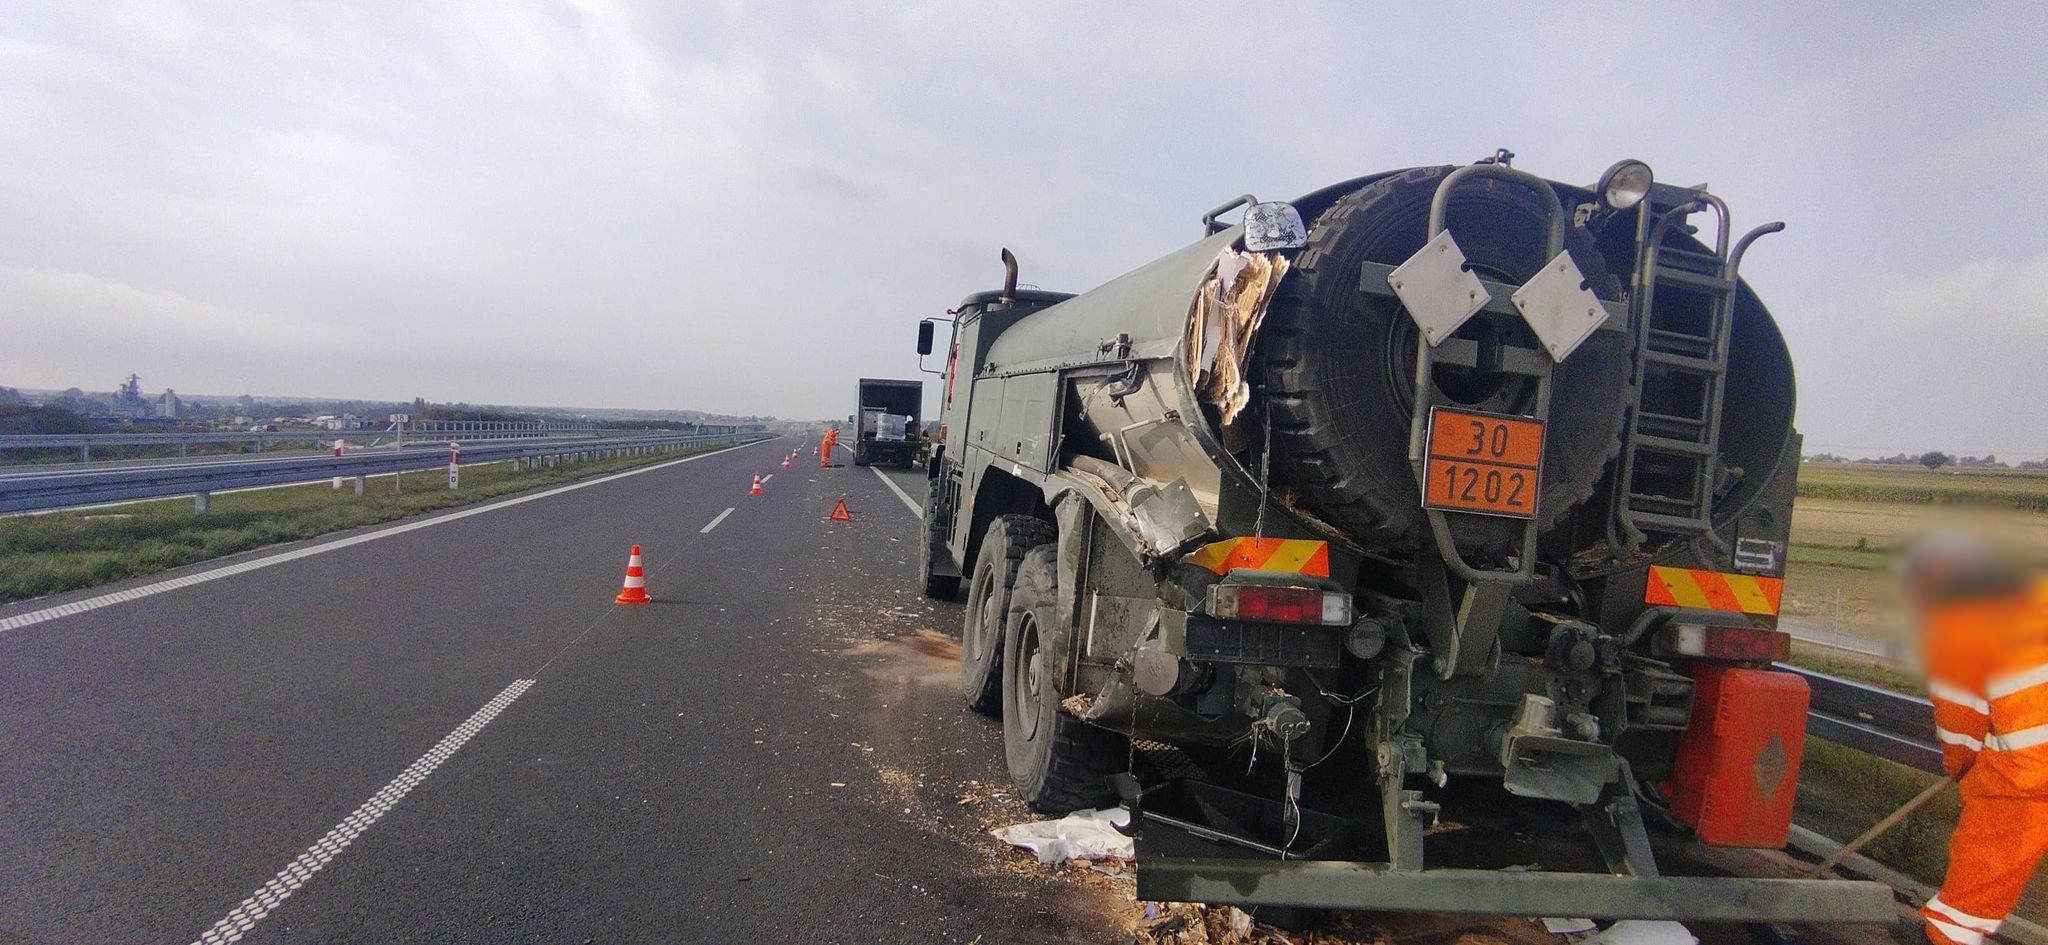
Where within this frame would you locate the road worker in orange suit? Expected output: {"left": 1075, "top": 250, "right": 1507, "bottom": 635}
{"left": 1908, "top": 533, "right": 2048, "bottom": 945}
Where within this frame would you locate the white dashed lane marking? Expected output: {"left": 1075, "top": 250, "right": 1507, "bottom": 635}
{"left": 760, "top": 473, "right": 773, "bottom": 483}
{"left": 190, "top": 679, "right": 535, "bottom": 945}
{"left": 870, "top": 465, "right": 923, "bottom": 515}
{"left": 700, "top": 507, "right": 736, "bottom": 534}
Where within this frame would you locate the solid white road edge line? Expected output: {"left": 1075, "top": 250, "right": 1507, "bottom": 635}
{"left": 190, "top": 678, "right": 536, "bottom": 945}
{"left": 0, "top": 439, "right": 771, "bottom": 635}
{"left": 870, "top": 465, "right": 923, "bottom": 515}
{"left": 700, "top": 507, "right": 736, "bottom": 534}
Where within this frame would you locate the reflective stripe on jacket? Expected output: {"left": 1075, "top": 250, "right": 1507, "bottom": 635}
{"left": 1924, "top": 581, "right": 2048, "bottom": 796}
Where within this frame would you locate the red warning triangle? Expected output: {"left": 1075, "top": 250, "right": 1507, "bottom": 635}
{"left": 829, "top": 499, "right": 852, "bottom": 522}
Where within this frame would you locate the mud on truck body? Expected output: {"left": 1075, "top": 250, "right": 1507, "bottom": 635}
{"left": 912, "top": 158, "right": 1893, "bottom": 923}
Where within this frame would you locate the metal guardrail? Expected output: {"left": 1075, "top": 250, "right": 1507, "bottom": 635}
{"left": 3, "top": 426, "right": 601, "bottom": 460}
{"left": 1780, "top": 663, "right": 1942, "bottom": 774}
{"left": 0, "top": 423, "right": 757, "bottom": 460}
{"left": 0, "top": 432, "right": 764, "bottom": 514}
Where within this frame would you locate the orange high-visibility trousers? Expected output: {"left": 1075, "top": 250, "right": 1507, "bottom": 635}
{"left": 1925, "top": 793, "right": 2048, "bottom": 944}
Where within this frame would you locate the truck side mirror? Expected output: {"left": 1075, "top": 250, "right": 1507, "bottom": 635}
{"left": 1243, "top": 202, "right": 1308, "bottom": 251}
{"left": 916, "top": 320, "right": 935, "bottom": 356}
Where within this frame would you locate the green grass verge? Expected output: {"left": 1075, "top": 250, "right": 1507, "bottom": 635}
{"left": 1787, "top": 649, "right": 1922, "bottom": 695}
{"left": 1787, "top": 544, "right": 1894, "bottom": 570}
{"left": 1797, "top": 737, "right": 1957, "bottom": 886}
{"left": 0, "top": 445, "right": 729, "bottom": 605}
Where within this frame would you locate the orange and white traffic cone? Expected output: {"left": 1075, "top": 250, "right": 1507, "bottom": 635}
{"left": 781, "top": 457, "right": 791, "bottom": 470}
{"left": 615, "top": 545, "right": 651, "bottom": 604}
{"left": 749, "top": 474, "right": 764, "bottom": 496}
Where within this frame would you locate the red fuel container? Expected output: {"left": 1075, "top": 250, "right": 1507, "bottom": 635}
{"left": 1668, "top": 665, "right": 1810, "bottom": 847}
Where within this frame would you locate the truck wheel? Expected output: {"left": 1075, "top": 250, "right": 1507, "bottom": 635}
{"left": 1002, "top": 545, "right": 1125, "bottom": 812}
{"left": 918, "top": 477, "right": 960, "bottom": 600}
{"left": 1262, "top": 165, "right": 1629, "bottom": 550}
{"left": 853, "top": 444, "right": 869, "bottom": 467}
{"left": 961, "top": 514, "right": 1056, "bottom": 715}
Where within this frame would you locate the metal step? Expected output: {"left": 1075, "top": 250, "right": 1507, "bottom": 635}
{"left": 1625, "top": 509, "right": 1713, "bottom": 534}
{"left": 1651, "top": 266, "right": 1736, "bottom": 293}
{"left": 1634, "top": 434, "right": 1716, "bottom": 457}
{"left": 1643, "top": 349, "right": 1722, "bottom": 373}
{"left": 1655, "top": 247, "right": 1723, "bottom": 275}
{"left": 1638, "top": 412, "right": 1707, "bottom": 440}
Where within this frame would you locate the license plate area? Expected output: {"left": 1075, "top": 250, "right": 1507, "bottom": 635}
{"left": 1423, "top": 407, "right": 1544, "bottom": 519}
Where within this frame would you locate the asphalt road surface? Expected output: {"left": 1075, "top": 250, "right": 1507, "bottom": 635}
{"left": 0, "top": 438, "right": 1125, "bottom": 945}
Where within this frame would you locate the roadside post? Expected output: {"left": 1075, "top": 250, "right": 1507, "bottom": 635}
{"left": 448, "top": 441, "right": 460, "bottom": 490}
{"left": 332, "top": 439, "right": 344, "bottom": 489}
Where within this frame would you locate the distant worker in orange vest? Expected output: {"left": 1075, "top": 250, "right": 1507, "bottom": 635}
{"left": 820, "top": 428, "right": 839, "bottom": 467}
{"left": 1909, "top": 532, "right": 2048, "bottom": 945}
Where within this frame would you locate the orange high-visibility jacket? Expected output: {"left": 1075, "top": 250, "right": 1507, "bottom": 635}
{"left": 1924, "top": 580, "right": 2048, "bottom": 797}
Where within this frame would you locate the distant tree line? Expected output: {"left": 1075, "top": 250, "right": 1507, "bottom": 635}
{"left": 1804, "top": 451, "right": 2045, "bottom": 470}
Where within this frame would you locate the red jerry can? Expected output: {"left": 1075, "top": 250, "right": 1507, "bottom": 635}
{"left": 1668, "top": 665, "right": 1810, "bottom": 847}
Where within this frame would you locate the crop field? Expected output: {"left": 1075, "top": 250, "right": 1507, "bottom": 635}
{"left": 1798, "top": 460, "right": 2048, "bottom": 511}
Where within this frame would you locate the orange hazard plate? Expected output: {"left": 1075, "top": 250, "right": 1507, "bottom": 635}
{"left": 1423, "top": 407, "right": 1543, "bottom": 519}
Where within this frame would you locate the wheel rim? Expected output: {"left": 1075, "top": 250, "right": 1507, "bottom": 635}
{"left": 967, "top": 567, "right": 997, "bottom": 662}
{"left": 1017, "top": 614, "right": 1043, "bottom": 742}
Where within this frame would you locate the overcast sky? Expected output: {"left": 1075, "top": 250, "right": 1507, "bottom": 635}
{"left": 4, "top": 2, "right": 2044, "bottom": 457}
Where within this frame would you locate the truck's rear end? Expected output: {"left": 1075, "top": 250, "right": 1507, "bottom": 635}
{"left": 854, "top": 378, "right": 921, "bottom": 468}
{"left": 915, "top": 156, "right": 1895, "bottom": 925}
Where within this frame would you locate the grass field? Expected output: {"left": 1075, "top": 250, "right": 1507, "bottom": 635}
{"left": 0, "top": 445, "right": 726, "bottom": 605}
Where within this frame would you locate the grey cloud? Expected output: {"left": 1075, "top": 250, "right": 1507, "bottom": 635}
{"left": 2, "top": 1, "right": 2044, "bottom": 455}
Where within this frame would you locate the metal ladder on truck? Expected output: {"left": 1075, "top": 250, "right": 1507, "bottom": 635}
{"left": 1610, "top": 193, "right": 1781, "bottom": 554}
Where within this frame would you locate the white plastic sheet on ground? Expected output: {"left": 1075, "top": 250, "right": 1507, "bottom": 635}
{"left": 1572, "top": 920, "right": 1697, "bottom": 944}
{"left": 995, "top": 807, "right": 1134, "bottom": 864}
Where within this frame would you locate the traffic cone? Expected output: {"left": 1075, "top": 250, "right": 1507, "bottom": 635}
{"left": 749, "top": 474, "right": 764, "bottom": 496}
{"left": 830, "top": 499, "right": 852, "bottom": 522}
{"left": 615, "top": 545, "right": 651, "bottom": 604}
{"left": 781, "top": 457, "right": 791, "bottom": 470}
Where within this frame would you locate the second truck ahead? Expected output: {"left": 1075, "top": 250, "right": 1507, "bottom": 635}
{"left": 853, "top": 378, "right": 921, "bottom": 468}
{"left": 912, "top": 157, "right": 1894, "bottom": 922}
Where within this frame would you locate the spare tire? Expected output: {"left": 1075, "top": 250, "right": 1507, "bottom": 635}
{"left": 1261, "top": 165, "right": 1630, "bottom": 554}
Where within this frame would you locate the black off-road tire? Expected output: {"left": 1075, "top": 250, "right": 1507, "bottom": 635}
{"left": 1261, "top": 165, "right": 1630, "bottom": 551}
{"left": 917, "top": 476, "right": 959, "bottom": 600}
{"left": 960, "top": 514, "right": 1056, "bottom": 715}
{"left": 1002, "top": 545, "right": 1126, "bottom": 812}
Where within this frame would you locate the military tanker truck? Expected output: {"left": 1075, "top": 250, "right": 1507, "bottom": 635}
{"left": 911, "top": 157, "right": 1891, "bottom": 922}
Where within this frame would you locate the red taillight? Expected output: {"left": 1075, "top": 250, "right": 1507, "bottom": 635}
{"left": 1207, "top": 584, "right": 1351, "bottom": 626}
{"left": 1658, "top": 622, "right": 1791, "bottom": 663}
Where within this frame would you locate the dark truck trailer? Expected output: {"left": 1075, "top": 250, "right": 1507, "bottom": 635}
{"left": 853, "top": 379, "right": 921, "bottom": 468}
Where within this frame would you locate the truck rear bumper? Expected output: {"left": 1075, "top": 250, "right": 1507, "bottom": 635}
{"left": 1136, "top": 857, "right": 1897, "bottom": 924}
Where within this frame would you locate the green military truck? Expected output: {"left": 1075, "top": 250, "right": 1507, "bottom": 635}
{"left": 912, "top": 157, "right": 1893, "bottom": 923}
